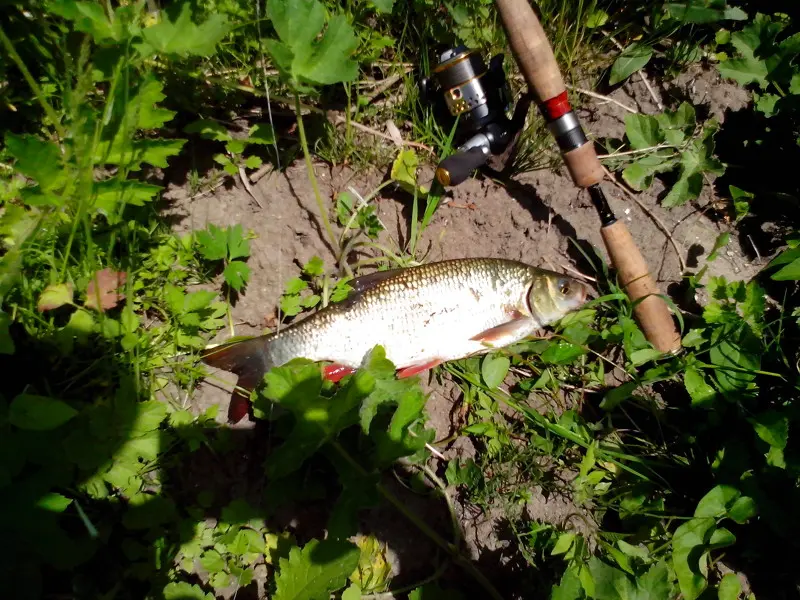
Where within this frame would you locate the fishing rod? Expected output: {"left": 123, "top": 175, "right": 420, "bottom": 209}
{"left": 423, "top": 0, "right": 682, "bottom": 354}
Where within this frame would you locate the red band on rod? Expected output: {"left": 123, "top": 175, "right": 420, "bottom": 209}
{"left": 540, "top": 90, "right": 571, "bottom": 121}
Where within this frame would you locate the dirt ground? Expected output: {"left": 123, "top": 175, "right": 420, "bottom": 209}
{"left": 160, "top": 64, "right": 759, "bottom": 591}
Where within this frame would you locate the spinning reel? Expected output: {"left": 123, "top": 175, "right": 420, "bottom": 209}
{"left": 421, "top": 45, "right": 528, "bottom": 187}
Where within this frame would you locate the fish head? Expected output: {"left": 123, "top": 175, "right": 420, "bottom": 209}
{"left": 527, "top": 271, "right": 588, "bottom": 325}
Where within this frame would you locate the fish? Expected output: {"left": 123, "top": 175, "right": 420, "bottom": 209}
{"left": 201, "top": 258, "right": 588, "bottom": 422}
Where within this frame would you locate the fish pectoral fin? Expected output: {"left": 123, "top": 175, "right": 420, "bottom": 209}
{"left": 397, "top": 359, "right": 444, "bottom": 379}
{"left": 323, "top": 364, "right": 357, "bottom": 383}
{"left": 470, "top": 318, "right": 534, "bottom": 347}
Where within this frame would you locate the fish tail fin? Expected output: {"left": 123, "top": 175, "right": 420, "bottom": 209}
{"left": 200, "top": 336, "right": 273, "bottom": 424}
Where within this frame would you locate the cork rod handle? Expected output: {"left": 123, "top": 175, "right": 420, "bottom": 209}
{"left": 601, "top": 222, "right": 682, "bottom": 353}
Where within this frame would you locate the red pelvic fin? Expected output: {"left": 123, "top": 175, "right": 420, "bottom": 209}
{"left": 323, "top": 364, "right": 357, "bottom": 383}
{"left": 228, "top": 394, "right": 251, "bottom": 424}
{"left": 397, "top": 359, "right": 443, "bottom": 379}
{"left": 470, "top": 317, "right": 530, "bottom": 346}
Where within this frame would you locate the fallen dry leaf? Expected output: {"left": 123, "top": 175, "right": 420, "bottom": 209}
{"left": 85, "top": 268, "right": 127, "bottom": 311}
{"left": 37, "top": 283, "right": 74, "bottom": 312}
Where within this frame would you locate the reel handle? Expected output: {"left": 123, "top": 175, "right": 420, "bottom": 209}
{"left": 436, "top": 147, "right": 491, "bottom": 187}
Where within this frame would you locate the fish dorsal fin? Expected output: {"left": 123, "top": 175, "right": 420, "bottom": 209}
{"left": 350, "top": 268, "right": 404, "bottom": 294}
{"left": 470, "top": 316, "right": 535, "bottom": 348}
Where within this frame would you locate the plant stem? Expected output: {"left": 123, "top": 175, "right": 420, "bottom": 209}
{"left": 293, "top": 92, "right": 338, "bottom": 252}
{"left": 0, "top": 25, "right": 66, "bottom": 140}
{"left": 330, "top": 441, "right": 504, "bottom": 600}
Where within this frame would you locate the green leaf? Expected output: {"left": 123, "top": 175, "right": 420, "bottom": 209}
{"left": 200, "top": 549, "right": 226, "bottom": 573}
{"left": 139, "top": 2, "right": 230, "bottom": 57}
{"left": 684, "top": 368, "right": 717, "bottom": 407}
{"left": 36, "top": 492, "right": 73, "bottom": 513}
{"left": 9, "top": 394, "right": 78, "bottom": 430}
{"left": 184, "top": 119, "right": 232, "bottom": 142}
{"left": 718, "top": 573, "right": 741, "bottom": 600}
{"left": 665, "top": 3, "right": 747, "bottom": 24}
{"left": 481, "top": 354, "right": 509, "bottom": 388}
{"left": 0, "top": 311, "right": 14, "bottom": 354}
{"left": 273, "top": 538, "right": 360, "bottom": 600}
{"left": 224, "top": 261, "right": 251, "bottom": 292}
{"left": 266, "top": 0, "right": 358, "bottom": 86}
{"left": 541, "top": 341, "right": 585, "bottom": 365}
{"left": 551, "top": 532, "right": 575, "bottom": 556}
{"left": 552, "top": 565, "right": 585, "bottom": 600}
{"left": 727, "top": 496, "right": 757, "bottom": 524}
{"left": 772, "top": 257, "right": 800, "bottom": 280}
{"left": 5, "top": 133, "right": 64, "bottom": 192}
{"left": 709, "top": 326, "right": 760, "bottom": 393}
{"left": 749, "top": 410, "right": 788, "bottom": 449}
{"left": 37, "top": 283, "right": 74, "bottom": 312}
{"left": 637, "top": 561, "right": 671, "bottom": 599}
{"left": 226, "top": 224, "right": 251, "bottom": 260}
{"left": 624, "top": 114, "right": 663, "bottom": 150}
{"left": 163, "top": 582, "right": 214, "bottom": 600}
{"left": 303, "top": 256, "right": 325, "bottom": 278}
{"left": 244, "top": 155, "right": 263, "bottom": 169}
{"left": 707, "top": 233, "right": 730, "bottom": 262}
{"left": 48, "top": 0, "right": 119, "bottom": 42}
{"left": 695, "top": 485, "right": 740, "bottom": 518}
{"left": 610, "top": 43, "right": 653, "bottom": 85}
{"left": 248, "top": 123, "right": 276, "bottom": 145}
{"left": 196, "top": 224, "right": 228, "bottom": 261}
{"left": 586, "top": 9, "right": 609, "bottom": 29}
{"left": 342, "top": 584, "right": 362, "bottom": 600}
{"left": 672, "top": 517, "right": 714, "bottom": 600}
{"left": 662, "top": 169, "right": 703, "bottom": 207}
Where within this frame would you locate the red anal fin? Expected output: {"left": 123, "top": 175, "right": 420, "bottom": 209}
{"left": 324, "top": 364, "right": 357, "bottom": 383}
{"left": 228, "top": 394, "right": 251, "bottom": 424}
{"left": 470, "top": 317, "right": 531, "bottom": 346}
{"left": 397, "top": 359, "right": 443, "bottom": 379}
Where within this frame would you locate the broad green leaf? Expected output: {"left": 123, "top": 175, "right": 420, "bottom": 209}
{"left": 718, "top": 573, "right": 741, "bottom": 600}
{"left": 5, "top": 133, "right": 64, "bottom": 192}
{"left": 9, "top": 394, "right": 78, "bottom": 430}
{"left": 200, "top": 549, "right": 226, "bottom": 573}
{"left": 707, "top": 233, "right": 730, "bottom": 262}
{"left": 684, "top": 367, "right": 717, "bottom": 407}
{"left": 624, "top": 114, "right": 663, "bottom": 150}
{"left": 342, "top": 584, "right": 362, "bottom": 600}
{"left": 541, "top": 341, "right": 585, "bottom": 365}
{"left": 139, "top": 2, "right": 230, "bottom": 57}
{"left": 284, "top": 277, "right": 308, "bottom": 295}
{"left": 184, "top": 119, "right": 232, "bottom": 142}
{"left": 709, "top": 326, "right": 759, "bottom": 393}
{"left": 771, "top": 257, "right": 800, "bottom": 280}
{"left": 586, "top": 9, "right": 609, "bottom": 29}
{"left": 244, "top": 155, "right": 263, "bottom": 169}
{"left": 551, "top": 532, "right": 575, "bottom": 556}
{"left": 716, "top": 15, "right": 783, "bottom": 88}
{"left": 481, "top": 354, "right": 509, "bottom": 388}
{"left": 303, "top": 256, "right": 325, "bottom": 278}
{"left": 266, "top": 0, "right": 358, "bottom": 86}
{"left": 196, "top": 224, "right": 229, "bottom": 261}
{"left": 672, "top": 517, "right": 714, "bottom": 600}
{"left": 727, "top": 496, "right": 757, "bottom": 524}
{"left": 637, "top": 561, "right": 671, "bottom": 599}
{"left": 609, "top": 43, "right": 653, "bottom": 85}
{"left": 662, "top": 169, "right": 703, "bottom": 207}
{"left": 0, "top": 311, "right": 14, "bottom": 354}
{"left": 552, "top": 565, "right": 584, "bottom": 600}
{"left": 273, "top": 538, "right": 360, "bottom": 600}
{"left": 600, "top": 381, "right": 638, "bottom": 410}
{"left": 93, "top": 180, "right": 162, "bottom": 219}
{"left": 248, "top": 123, "right": 276, "bottom": 145}
{"left": 36, "top": 492, "right": 73, "bottom": 512}
{"left": 227, "top": 224, "right": 251, "bottom": 260}
{"left": 749, "top": 410, "right": 788, "bottom": 449}
{"left": 695, "top": 485, "right": 740, "bottom": 518}
{"left": 37, "top": 283, "right": 74, "bottom": 312}
{"left": 48, "top": 0, "right": 119, "bottom": 41}
{"left": 709, "top": 527, "right": 736, "bottom": 549}
{"left": 163, "top": 582, "right": 214, "bottom": 600}
{"left": 621, "top": 153, "right": 677, "bottom": 191}
{"left": 224, "top": 261, "right": 251, "bottom": 292}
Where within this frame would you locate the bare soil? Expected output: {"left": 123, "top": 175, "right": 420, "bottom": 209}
{"left": 159, "top": 64, "right": 762, "bottom": 594}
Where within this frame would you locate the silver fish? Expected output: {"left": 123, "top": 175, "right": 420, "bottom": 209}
{"left": 201, "top": 258, "right": 587, "bottom": 421}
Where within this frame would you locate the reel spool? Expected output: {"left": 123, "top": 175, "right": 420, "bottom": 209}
{"left": 421, "top": 45, "right": 518, "bottom": 186}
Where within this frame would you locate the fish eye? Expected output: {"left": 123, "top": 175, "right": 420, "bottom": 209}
{"left": 558, "top": 280, "right": 571, "bottom": 296}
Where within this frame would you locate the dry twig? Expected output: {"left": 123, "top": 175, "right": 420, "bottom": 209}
{"left": 566, "top": 83, "right": 639, "bottom": 114}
